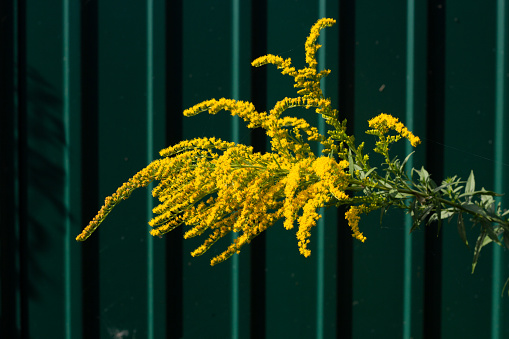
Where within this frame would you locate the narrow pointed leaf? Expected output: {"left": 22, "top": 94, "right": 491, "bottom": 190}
{"left": 440, "top": 209, "right": 455, "bottom": 220}
{"left": 457, "top": 213, "right": 469, "bottom": 248}
{"left": 480, "top": 220, "right": 502, "bottom": 246}
{"left": 412, "top": 205, "right": 432, "bottom": 233}
{"left": 348, "top": 150, "right": 354, "bottom": 175}
{"left": 502, "top": 277, "right": 509, "bottom": 297}
{"left": 420, "top": 206, "right": 433, "bottom": 223}
{"left": 459, "top": 190, "right": 503, "bottom": 198}
{"left": 363, "top": 167, "right": 377, "bottom": 179}
{"left": 428, "top": 178, "right": 437, "bottom": 190}
{"left": 400, "top": 151, "right": 415, "bottom": 172}
{"left": 462, "top": 203, "right": 485, "bottom": 216}
{"left": 472, "top": 231, "right": 487, "bottom": 273}
{"left": 436, "top": 180, "right": 460, "bottom": 193}
{"left": 410, "top": 218, "right": 422, "bottom": 233}
{"left": 379, "top": 205, "right": 386, "bottom": 225}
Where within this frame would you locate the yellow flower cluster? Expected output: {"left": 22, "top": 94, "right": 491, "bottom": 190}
{"left": 252, "top": 18, "right": 336, "bottom": 101}
{"left": 344, "top": 205, "right": 368, "bottom": 242}
{"left": 183, "top": 97, "right": 327, "bottom": 159}
{"left": 77, "top": 18, "right": 424, "bottom": 266}
{"left": 76, "top": 133, "right": 352, "bottom": 265}
{"left": 249, "top": 18, "right": 342, "bottom": 159}
{"left": 282, "top": 156, "right": 350, "bottom": 257}
{"left": 305, "top": 18, "right": 336, "bottom": 68}
{"left": 366, "top": 113, "right": 421, "bottom": 155}
{"left": 76, "top": 163, "right": 158, "bottom": 241}
{"left": 76, "top": 18, "right": 356, "bottom": 264}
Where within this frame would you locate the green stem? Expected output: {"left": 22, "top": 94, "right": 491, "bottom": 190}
{"left": 350, "top": 177, "right": 509, "bottom": 228}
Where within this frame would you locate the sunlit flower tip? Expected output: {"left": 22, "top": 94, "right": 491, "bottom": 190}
{"left": 368, "top": 113, "right": 420, "bottom": 147}
{"left": 345, "top": 205, "right": 367, "bottom": 243}
{"left": 409, "top": 135, "right": 421, "bottom": 147}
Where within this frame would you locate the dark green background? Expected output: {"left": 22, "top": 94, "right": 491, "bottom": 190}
{"left": 1, "top": 0, "right": 508, "bottom": 338}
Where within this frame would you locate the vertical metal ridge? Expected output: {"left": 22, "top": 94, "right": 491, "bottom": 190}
{"left": 146, "top": 0, "right": 155, "bottom": 338}
{"left": 0, "top": 0, "right": 21, "bottom": 336}
{"left": 492, "top": 1, "right": 505, "bottom": 337}
{"left": 80, "top": 0, "right": 100, "bottom": 336}
{"left": 231, "top": 0, "right": 240, "bottom": 141}
{"left": 16, "top": 0, "right": 29, "bottom": 336}
{"left": 165, "top": 1, "right": 183, "bottom": 336}
{"left": 403, "top": 0, "right": 415, "bottom": 338}
{"left": 249, "top": 1, "right": 267, "bottom": 337}
{"left": 62, "top": 0, "right": 72, "bottom": 337}
{"left": 316, "top": 3, "right": 327, "bottom": 339}
{"left": 424, "top": 1, "right": 445, "bottom": 337}
{"left": 231, "top": 1, "right": 240, "bottom": 338}
{"left": 337, "top": 0, "right": 355, "bottom": 336}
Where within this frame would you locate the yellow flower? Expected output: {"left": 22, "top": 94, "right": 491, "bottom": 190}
{"left": 305, "top": 18, "right": 336, "bottom": 69}
{"left": 344, "top": 205, "right": 367, "bottom": 242}
{"left": 252, "top": 19, "right": 336, "bottom": 103}
{"left": 251, "top": 54, "right": 295, "bottom": 75}
{"left": 282, "top": 158, "right": 315, "bottom": 230}
{"left": 78, "top": 18, "right": 405, "bottom": 266}
{"left": 367, "top": 113, "right": 421, "bottom": 147}
{"left": 312, "top": 157, "right": 350, "bottom": 201}
{"left": 296, "top": 182, "right": 330, "bottom": 257}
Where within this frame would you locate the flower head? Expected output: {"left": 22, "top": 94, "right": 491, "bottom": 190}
{"left": 77, "top": 18, "right": 424, "bottom": 266}
{"left": 345, "top": 205, "right": 367, "bottom": 242}
{"left": 367, "top": 113, "right": 421, "bottom": 148}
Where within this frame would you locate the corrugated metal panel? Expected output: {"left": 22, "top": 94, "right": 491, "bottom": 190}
{"left": 352, "top": 1, "right": 423, "bottom": 337}
{"left": 1, "top": 0, "right": 508, "bottom": 338}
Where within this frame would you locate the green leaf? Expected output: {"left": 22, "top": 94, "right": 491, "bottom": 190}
{"left": 408, "top": 199, "right": 418, "bottom": 231}
{"left": 480, "top": 193, "right": 496, "bottom": 215}
{"left": 436, "top": 201, "right": 442, "bottom": 236}
{"left": 419, "top": 206, "right": 433, "bottom": 223}
{"left": 465, "top": 170, "right": 475, "bottom": 196}
{"left": 502, "top": 277, "right": 509, "bottom": 297}
{"left": 496, "top": 221, "right": 509, "bottom": 234}
{"left": 457, "top": 213, "right": 469, "bottom": 248}
{"left": 480, "top": 220, "right": 503, "bottom": 246}
{"left": 436, "top": 180, "right": 460, "bottom": 193}
{"left": 361, "top": 167, "right": 377, "bottom": 179}
{"left": 472, "top": 230, "right": 488, "bottom": 273}
{"left": 388, "top": 189, "right": 411, "bottom": 199}
{"left": 400, "top": 151, "right": 415, "bottom": 172}
{"left": 459, "top": 189, "right": 503, "bottom": 198}
{"left": 462, "top": 203, "right": 485, "bottom": 216}
{"left": 348, "top": 150, "right": 354, "bottom": 175}
{"left": 428, "top": 178, "right": 438, "bottom": 190}
{"left": 379, "top": 205, "right": 386, "bottom": 225}
{"left": 412, "top": 166, "right": 430, "bottom": 185}
{"left": 452, "top": 186, "right": 463, "bottom": 194}
{"left": 504, "top": 230, "right": 509, "bottom": 249}
{"left": 410, "top": 218, "right": 422, "bottom": 233}
{"left": 412, "top": 205, "right": 432, "bottom": 233}
{"left": 481, "top": 191, "right": 495, "bottom": 204}
{"left": 428, "top": 210, "right": 455, "bottom": 225}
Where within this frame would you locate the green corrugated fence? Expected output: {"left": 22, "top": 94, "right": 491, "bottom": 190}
{"left": 1, "top": 0, "right": 508, "bottom": 338}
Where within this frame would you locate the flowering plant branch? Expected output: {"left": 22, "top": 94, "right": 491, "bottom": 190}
{"left": 77, "top": 19, "right": 509, "bottom": 285}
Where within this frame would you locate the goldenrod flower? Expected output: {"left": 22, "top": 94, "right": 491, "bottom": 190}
{"left": 305, "top": 18, "right": 336, "bottom": 69}
{"left": 345, "top": 205, "right": 367, "bottom": 242}
{"left": 367, "top": 113, "right": 421, "bottom": 147}
{"left": 77, "top": 18, "right": 426, "bottom": 266}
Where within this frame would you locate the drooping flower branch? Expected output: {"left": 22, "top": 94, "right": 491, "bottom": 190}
{"left": 77, "top": 18, "right": 509, "bottom": 287}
